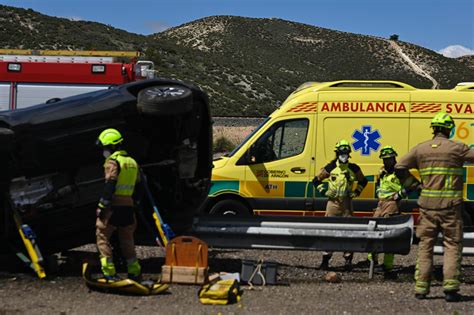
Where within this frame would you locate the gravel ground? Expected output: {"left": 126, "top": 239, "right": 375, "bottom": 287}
{"left": 1, "top": 245, "right": 474, "bottom": 314}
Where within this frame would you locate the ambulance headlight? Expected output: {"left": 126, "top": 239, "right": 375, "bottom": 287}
{"left": 8, "top": 63, "right": 21, "bottom": 72}
{"left": 91, "top": 64, "right": 106, "bottom": 73}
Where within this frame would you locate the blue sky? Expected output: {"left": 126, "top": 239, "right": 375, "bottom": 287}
{"left": 2, "top": 0, "right": 473, "bottom": 57}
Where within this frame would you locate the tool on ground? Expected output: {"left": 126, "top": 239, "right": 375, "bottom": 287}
{"left": 136, "top": 207, "right": 165, "bottom": 249}
{"left": 82, "top": 262, "right": 169, "bottom": 295}
{"left": 7, "top": 197, "right": 46, "bottom": 279}
{"left": 241, "top": 259, "right": 278, "bottom": 288}
{"left": 139, "top": 169, "right": 175, "bottom": 247}
{"left": 161, "top": 236, "right": 209, "bottom": 284}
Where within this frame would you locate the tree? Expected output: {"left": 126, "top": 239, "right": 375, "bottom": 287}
{"left": 389, "top": 34, "right": 399, "bottom": 41}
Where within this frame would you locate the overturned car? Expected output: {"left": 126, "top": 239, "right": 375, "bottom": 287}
{"left": 0, "top": 78, "right": 212, "bottom": 255}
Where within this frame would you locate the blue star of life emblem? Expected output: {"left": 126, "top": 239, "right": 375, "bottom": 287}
{"left": 352, "top": 125, "right": 381, "bottom": 156}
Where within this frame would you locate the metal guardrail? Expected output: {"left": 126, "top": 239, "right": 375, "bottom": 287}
{"left": 192, "top": 214, "right": 414, "bottom": 255}
{"left": 434, "top": 228, "right": 474, "bottom": 256}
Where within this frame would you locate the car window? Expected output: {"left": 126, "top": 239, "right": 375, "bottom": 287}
{"left": 251, "top": 118, "right": 308, "bottom": 163}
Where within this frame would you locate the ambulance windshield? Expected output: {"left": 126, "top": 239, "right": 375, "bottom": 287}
{"left": 227, "top": 117, "right": 270, "bottom": 157}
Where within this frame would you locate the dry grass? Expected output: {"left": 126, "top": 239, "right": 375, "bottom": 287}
{"left": 213, "top": 126, "right": 256, "bottom": 146}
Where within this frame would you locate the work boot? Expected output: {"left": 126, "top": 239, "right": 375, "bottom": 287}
{"left": 319, "top": 255, "right": 330, "bottom": 270}
{"left": 344, "top": 257, "right": 353, "bottom": 271}
{"left": 375, "top": 264, "right": 394, "bottom": 273}
{"left": 128, "top": 273, "right": 142, "bottom": 283}
{"left": 100, "top": 256, "right": 117, "bottom": 280}
{"left": 383, "top": 270, "right": 398, "bottom": 280}
{"left": 445, "top": 291, "right": 462, "bottom": 302}
{"left": 415, "top": 293, "right": 427, "bottom": 300}
{"left": 374, "top": 264, "right": 385, "bottom": 273}
{"left": 127, "top": 259, "right": 142, "bottom": 282}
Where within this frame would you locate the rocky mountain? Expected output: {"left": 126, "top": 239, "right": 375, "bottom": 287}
{"left": 457, "top": 55, "right": 474, "bottom": 70}
{"left": 1, "top": 5, "right": 473, "bottom": 116}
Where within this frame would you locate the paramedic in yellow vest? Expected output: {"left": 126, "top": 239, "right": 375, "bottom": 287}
{"left": 395, "top": 113, "right": 474, "bottom": 302}
{"left": 95, "top": 128, "right": 141, "bottom": 281}
{"left": 312, "top": 140, "right": 368, "bottom": 270}
{"left": 368, "top": 146, "right": 405, "bottom": 274}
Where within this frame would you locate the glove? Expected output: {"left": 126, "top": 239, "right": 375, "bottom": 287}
{"left": 97, "top": 200, "right": 109, "bottom": 218}
{"left": 349, "top": 191, "right": 359, "bottom": 199}
{"left": 392, "top": 188, "right": 407, "bottom": 201}
{"left": 316, "top": 184, "right": 326, "bottom": 194}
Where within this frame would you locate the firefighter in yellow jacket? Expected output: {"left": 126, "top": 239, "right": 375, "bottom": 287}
{"left": 368, "top": 146, "right": 405, "bottom": 274}
{"left": 95, "top": 128, "right": 141, "bottom": 281}
{"left": 313, "top": 140, "right": 368, "bottom": 270}
{"left": 396, "top": 113, "right": 474, "bottom": 302}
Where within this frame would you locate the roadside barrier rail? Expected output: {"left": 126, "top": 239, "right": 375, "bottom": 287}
{"left": 192, "top": 214, "right": 413, "bottom": 255}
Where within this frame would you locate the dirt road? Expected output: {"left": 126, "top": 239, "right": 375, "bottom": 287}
{"left": 388, "top": 40, "right": 439, "bottom": 89}
{"left": 1, "top": 245, "right": 474, "bottom": 314}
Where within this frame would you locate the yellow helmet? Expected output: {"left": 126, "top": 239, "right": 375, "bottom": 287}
{"left": 379, "top": 146, "right": 398, "bottom": 159}
{"left": 334, "top": 139, "right": 351, "bottom": 154}
{"left": 430, "top": 112, "right": 455, "bottom": 130}
{"left": 97, "top": 128, "right": 123, "bottom": 147}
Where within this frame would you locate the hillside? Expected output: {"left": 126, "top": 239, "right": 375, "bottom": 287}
{"left": 457, "top": 55, "right": 474, "bottom": 70}
{"left": 0, "top": 5, "right": 146, "bottom": 50}
{"left": 1, "top": 5, "right": 473, "bottom": 116}
{"left": 150, "top": 16, "right": 473, "bottom": 115}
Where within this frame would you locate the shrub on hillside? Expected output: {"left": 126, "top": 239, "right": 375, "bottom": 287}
{"left": 213, "top": 136, "right": 235, "bottom": 153}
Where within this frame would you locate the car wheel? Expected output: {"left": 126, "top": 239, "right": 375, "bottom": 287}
{"left": 137, "top": 85, "right": 193, "bottom": 116}
{"left": 209, "top": 199, "right": 251, "bottom": 216}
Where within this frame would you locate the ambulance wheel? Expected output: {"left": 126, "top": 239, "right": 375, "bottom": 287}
{"left": 209, "top": 199, "right": 251, "bottom": 216}
{"left": 137, "top": 85, "right": 193, "bottom": 116}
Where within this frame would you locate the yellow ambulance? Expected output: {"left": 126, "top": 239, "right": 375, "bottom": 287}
{"left": 205, "top": 81, "right": 474, "bottom": 225}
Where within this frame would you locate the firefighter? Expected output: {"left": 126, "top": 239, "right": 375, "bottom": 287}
{"left": 312, "top": 139, "right": 368, "bottom": 270}
{"left": 368, "top": 146, "right": 405, "bottom": 275}
{"left": 95, "top": 128, "right": 142, "bottom": 281}
{"left": 395, "top": 113, "right": 474, "bottom": 302}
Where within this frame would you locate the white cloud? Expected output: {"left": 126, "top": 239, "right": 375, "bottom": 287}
{"left": 145, "top": 21, "right": 170, "bottom": 33}
{"left": 438, "top": 45, "right": 474, "bottom": 58}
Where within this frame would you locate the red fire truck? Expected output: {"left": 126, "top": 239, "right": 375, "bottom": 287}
{"left": 0, "top": 49, "right": 155, "bottom": 110}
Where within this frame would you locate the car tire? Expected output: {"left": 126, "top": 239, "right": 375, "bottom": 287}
{"left": 209, "top": 199, "right": 251, "bottom": 216}
{"left": 137, "top": 85, "right": 193, "bottom": 116}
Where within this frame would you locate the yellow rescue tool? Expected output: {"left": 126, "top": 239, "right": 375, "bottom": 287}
{"left": 82, "top": 263, "right": 169, "bottom": 295}
{"left": 11, "top": 203, "right": 46, "bottom": 279}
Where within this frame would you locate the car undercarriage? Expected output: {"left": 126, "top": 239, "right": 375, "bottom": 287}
{"left": 0, "top": 78, "right": 212, "bottom": 255}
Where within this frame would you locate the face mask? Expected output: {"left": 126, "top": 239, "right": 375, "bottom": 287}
{"left": 338, "top": 154, "right": 349, "bottom": 164}
{"left": 383, "top": 158, "right": 396, "bottom": 172}
{"left": 103, "top": 149, "right": 112, "bottom": 158}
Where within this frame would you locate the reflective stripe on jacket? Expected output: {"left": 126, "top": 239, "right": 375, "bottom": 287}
{"left": 105, "top": 150, "right": 138, "bottom": 197}
{"left": 395, "top": 134, "right": 474, "bottom": 210}
{"left": 377, "top": 170, "right": 402, "bottom": 199}
{"left": 327, "top": 162, "right": 356, "bottom": 198}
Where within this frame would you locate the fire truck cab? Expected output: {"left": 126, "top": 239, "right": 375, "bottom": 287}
{"left": 0, "top": 50, "right": 155, "bottom": 111}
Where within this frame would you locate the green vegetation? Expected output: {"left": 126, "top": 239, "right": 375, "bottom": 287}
{"left": 1, "top": 6, "right": 473, "bottom": 116}
{"left": 213, "top": 136, "right": 235, "bottom": 153}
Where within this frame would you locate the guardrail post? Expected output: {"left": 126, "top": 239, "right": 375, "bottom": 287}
{"left": 368, "top": 220, "right": 377, "bottom": 280}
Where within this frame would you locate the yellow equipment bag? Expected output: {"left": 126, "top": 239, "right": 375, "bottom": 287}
{"left": 198, "top": 279, "right": 242, "bottom": 305}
